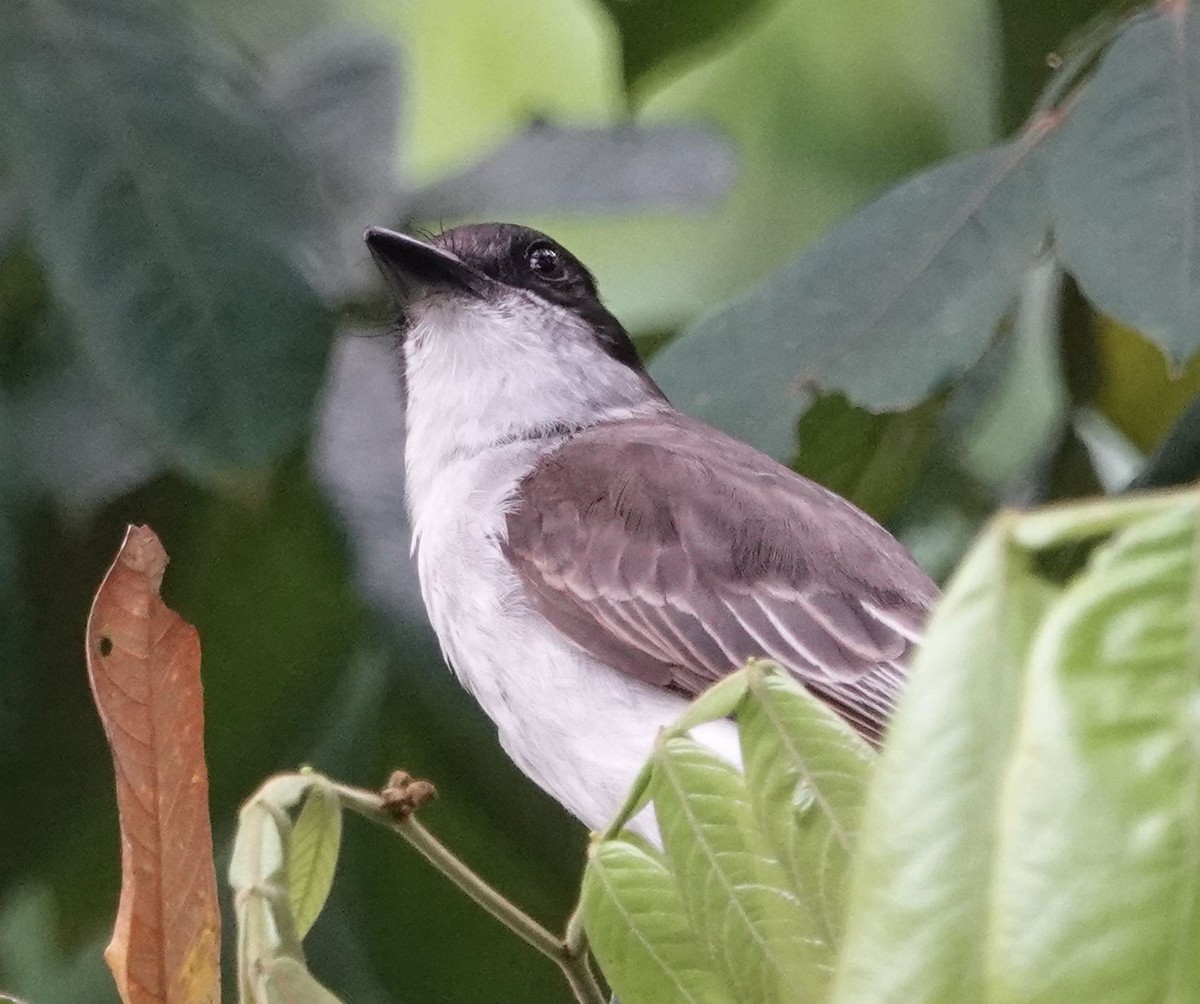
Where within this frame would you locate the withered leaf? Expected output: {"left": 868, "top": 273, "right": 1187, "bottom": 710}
{"left": 85, "top": 525, "right": 220, "bottom": 1004}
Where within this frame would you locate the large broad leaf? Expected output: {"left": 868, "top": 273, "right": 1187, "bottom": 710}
{"left": 653, "top": 736, "right": 821, "bottom": 1004}
{"left": 580, "top": 835, "right": 734, "bottom": 1004}
{"left": 598, "top": 0, "right": 776, "bottom": 91}
{"left": 835, "top": 489, "right": 1200, "bottom": 1004}
{"left": 1051, "top": 5, "right": 1200, "bottom": 368}
{"left": 651, "top": 127, "right": 1052, "bottom": 461}
{"left": 833, "top": 519, "right": 1058, "bottom": 1004}
{"left": 0, "top": 0, "right": 333, "bottom": 471}
{"left": 7, "top": 320, "right": 161, "bottom": 515}
{"left": 403, "top": 122, "right": 736, "bottom": 220}
{"left": 266, "top": 26, "right": 402, "bottom": 299}
{"left": 987, "top": 504, "right": 1200, "bottom": 1003}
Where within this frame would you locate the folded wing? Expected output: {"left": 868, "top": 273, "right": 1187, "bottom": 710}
{"left": 502, "top": 411, "right": 938, "bottom": 744}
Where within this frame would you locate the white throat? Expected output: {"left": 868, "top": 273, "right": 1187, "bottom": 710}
{"left": 401, "top": 291, "right": 664, "bottom": 531}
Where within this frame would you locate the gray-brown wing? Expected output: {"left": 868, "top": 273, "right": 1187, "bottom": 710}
{"left": 501, "top": 412, "right": 938, "bottom": 745}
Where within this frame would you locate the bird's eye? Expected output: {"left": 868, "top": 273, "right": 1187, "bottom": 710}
{"left": 526, "top": 243, "right": 567, "bottom": 281}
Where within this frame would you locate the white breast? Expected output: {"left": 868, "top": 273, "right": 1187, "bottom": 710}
{"left": 408, "top": 440, "right": 738, "bottom": 835}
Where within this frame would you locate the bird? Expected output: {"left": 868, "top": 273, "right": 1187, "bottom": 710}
{"left": 364, "top": 222, "right": 938, "bottom": 836}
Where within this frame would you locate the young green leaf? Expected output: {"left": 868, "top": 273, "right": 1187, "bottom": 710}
{"left": 580, "top": 835, "right": 734, "bottom": 1004}
{"left": 261, "top": 957, "right": 346, "bottom": 1004}
{"left": 288, "top": 782, "right": 342, "bottom": 940}
{"left": 738, "top": 662, "right": 875, "bottom": 958}
{"left": 230, "top": 800, "right": 302, "bottom": 1004}
{"left": 653, "top": 735, "right": 825, "bottom": 1004}
{"left": 987, "top": 503, "right": 1200, "bottom": 1003}
{"left": 671, "top": 670, "right": 751, "bottom": 735}
{"left": 230, "top": 773, "right": 344, "bottom": 1004}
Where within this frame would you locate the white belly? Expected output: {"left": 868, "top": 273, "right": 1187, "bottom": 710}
{"left": 409, "top": 444, "right": 738, "bottom": 835}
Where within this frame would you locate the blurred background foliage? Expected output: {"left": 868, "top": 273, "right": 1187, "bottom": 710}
{"left": 1, "top": 0, "right": 1197, "bottom": 1001}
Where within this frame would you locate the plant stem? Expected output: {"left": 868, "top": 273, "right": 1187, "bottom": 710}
{"left": 331, "top": 780, "right": 606, "bottom": 1004}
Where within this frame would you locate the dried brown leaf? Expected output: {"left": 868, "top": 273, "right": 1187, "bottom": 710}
{"left": 85, "top": 525, "right": 220, "bottom": 1004}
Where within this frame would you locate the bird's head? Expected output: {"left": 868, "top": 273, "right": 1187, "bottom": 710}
{"left": 365, "top": 223, "right": 665, "bottom": 461}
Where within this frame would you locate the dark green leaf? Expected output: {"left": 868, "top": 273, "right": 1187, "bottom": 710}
{"left": 1051, "top": 6, "right": 1200, "bottom": 366}
{"left": 952, "top": 256, "right": 1067, "bottom": 497}
{"left": 0, "top": 0, "right": 333, "bottom": 471}
{"left": 0, "top": 886, "right": 114, "bottom": 1004}
{"left": 404, "top": 122, "right": 735, "bottom": 220}
{"left": 1129, "top": 393, "right": 1200, "bottom": 490}
{"left": 581, "top": 835, "right": 734, "bottom": 1004}
{"left": 8, "top": 320, "right": 161, "bottom": 513}
{"left": 598, "top": 0, "right": 774, "bottom": 91}
{"left": 0, "top": 500, "right": 27, "bottom": 771}
{"left": 738, "top": 664, "right": 874, "bottom": 963}
{"left": 0, "top": 245, "right": 47, "bottom": 382}
{"left": 653, "top": 736, "right": 822, "bottom": 1003}
{"left": 652, "top": 129, "right": 1052, "bottom": 461}
{"left": 267, "top": 26, "right": 401, "bottom": 297}
{"left": 794, "top": 394, "right": 942, "bottom": 522}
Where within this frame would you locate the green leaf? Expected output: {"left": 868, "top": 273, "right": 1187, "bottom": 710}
{"left": 0, "top": 885, "right": 112, "bottom": 1004}
{"left": 288, "top": 782, "right": 342, "bottom": 940}
{"left": 986, "top": 504, "right": 1200, "bottom": 1003}
{"left": 7, "top": 317, "right": 161, "bottom": 513}
{"left": 1010, "top": 489, "right": 1197, "bottom": 550}
{"left": 597, "top": 0, "right": 774, "bottom": 92}
{"left": 261, "top": 957, "right": 345, "bottom": 1004}
{"left": 0, "top": 0, "right": 333, "bottom": 471}
{"left": 794, "top": 394, "right": 943, "bottom": 522}
{"left": 738, "top": 664, "right": 875, "bottom": 961}
{"left": 836, "top": 489, "right": 1200, "bottom": 1003}
{"left": 833, "top": 518, "right": 1059, "bottom": 1004}
{"left": 266, "top": 26, "right": 401, "bottom": 298}
{"left": 1130, "top": 394, "right": 1200, "bottom": 490}
{"left": 671, "top": 670, "right": 751, "bottom": 735}
{"left": 653, "top": 736, "right": 822, "bottom": 1003}
{"left": 651, "top": 127, "right": 1052, "bottom": 461}
{"left": 1051, "top": 6, "right": 1200, "bottom": 367}
{"left": 404, "top": 122, "right": 735, "bottom": 219}
{"left": 231, "top": 775, "right": 347, "bottom": 1004}
{"left": 581, "top": 835, "right": 734, "bottom": 1004}
{"left": 954, "top": 255, "right": 1068, "bottom": 494}
{"left": 230, "top": 800, "right": 302, "bottom": 1003}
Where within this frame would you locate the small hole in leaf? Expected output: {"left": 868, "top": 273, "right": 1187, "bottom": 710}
{"left": 99, "top": 637, "right": 113, "bottom": 657}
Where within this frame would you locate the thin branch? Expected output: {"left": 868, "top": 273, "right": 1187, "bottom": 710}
{"left": 330, "top": 780, "right": 606, "bottom": 1004}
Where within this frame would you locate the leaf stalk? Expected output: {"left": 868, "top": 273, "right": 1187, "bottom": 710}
{"left": 330, "top": 780, "right": 606, "bottom": 1004}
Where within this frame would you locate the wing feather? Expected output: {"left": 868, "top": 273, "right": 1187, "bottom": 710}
{"left": 503, "top": 411, "right": 938, "bottom": 743}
